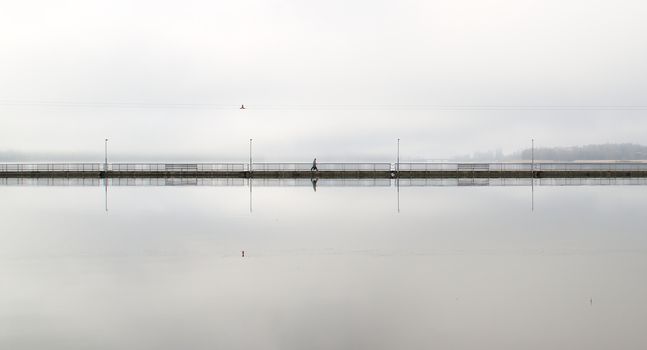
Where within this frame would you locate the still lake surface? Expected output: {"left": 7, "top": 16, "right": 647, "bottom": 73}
{"left": 1, "top": 180, "right": 646, "bottom": 349}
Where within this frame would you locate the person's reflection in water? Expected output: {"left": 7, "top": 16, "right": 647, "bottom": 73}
{"left": 311, "top": 177, "right": 318, "bottom": 192}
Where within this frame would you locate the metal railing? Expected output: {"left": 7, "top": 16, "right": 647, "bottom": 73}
{"left": 2, "top": 162, "right": 647, "bottom": 173}
{"left": 532, "top": 162, "right": 647, "bottom": 171}
{"left": 0, "top": 163, "right": 102, "bottom": 172}
{"left": 396, "top": 162, "right": 647, "bottom": 172}
{"left": 109, "top": 163, "right": 246, "bottom": 172}
{"left": 0, "top": 163, "right": 247, "bottom": 172}
{"left": 250, "top": 162, "right": 391, "bottom": 171}
{"left": 396, "top": 163, "right": 531, "bottom": 171}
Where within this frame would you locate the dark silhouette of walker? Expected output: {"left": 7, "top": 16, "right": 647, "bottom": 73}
{"left": 311, "top": 158, "right": 318, "bottom": 172}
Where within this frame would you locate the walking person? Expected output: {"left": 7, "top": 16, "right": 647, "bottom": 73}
{"left": 311, "top": 157, "right": 318, "bottom": 172}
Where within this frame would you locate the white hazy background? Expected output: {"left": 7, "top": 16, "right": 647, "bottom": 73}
{"left": 1, "top": 0, "right": 647, "bottom": 161}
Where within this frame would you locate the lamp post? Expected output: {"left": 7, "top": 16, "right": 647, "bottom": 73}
{"left": 249, "top": 138, "right": 253, "bottom": 172}
{"left": 397, "top": 138, "right": 400, "bottom": 174}
{"left": 104, "top": 138, "right": 109, "bottom": 172}
{"left": 249, "top": 138, "right": 253, "bottom": 213}
{"left": 396, "top": 138, "right": 401, "bottom": 213}
{"left": 531, "top": 138, "right": 535, "bottom": 212}
{"left": 104, "top": 138, "right": 109, "bottom": 212}
{"left": 531, "top": 138, "right": 534, "bottom": 177}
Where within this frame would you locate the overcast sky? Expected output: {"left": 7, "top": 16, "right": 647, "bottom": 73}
{"left": 1, "top": 0, "right": 647, "bottom": 161}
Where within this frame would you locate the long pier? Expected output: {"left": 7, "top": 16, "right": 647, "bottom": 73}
{"left": 2, "top": 162, "right": 647, "bottom": 179}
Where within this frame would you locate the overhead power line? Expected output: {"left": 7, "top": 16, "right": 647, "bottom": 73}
{"left": 1, "top": 100, "right": 647, "bottom": 110}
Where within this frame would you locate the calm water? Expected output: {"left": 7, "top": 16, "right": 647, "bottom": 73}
{"left": 1, "top": 181, "right": 646, "bottom": 349}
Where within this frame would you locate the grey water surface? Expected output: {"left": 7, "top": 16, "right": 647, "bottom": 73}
{"left": 1, "top": 182, "right": 646, "bottom": 349}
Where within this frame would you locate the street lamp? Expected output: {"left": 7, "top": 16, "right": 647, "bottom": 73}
{"left": 249, "top": 138, "right": 253, "bottom": 172}
{"left": 531, "top": 138, "right": 534, "bottom": 176}
{"left": 531, "top": 138, "right": 535, "bottom": 212}
{"left": 397, "top": 138, "right": 400, "bottom": 174}
{"left": 104, "top": 138, "right": 109, "bottom": 172}
{"left": 396, "top": 138, "right": 401, "bottom": 213}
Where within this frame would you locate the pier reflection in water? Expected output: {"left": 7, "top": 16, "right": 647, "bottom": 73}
{"left": 1, "top": 181, "right": 647, "bottom": 349}
{"left": 3, "top": 177, "right": 647, "bottom": 187}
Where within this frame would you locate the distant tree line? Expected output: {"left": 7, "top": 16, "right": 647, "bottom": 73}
{"left": 452, "top": 143, "right": 647, "bottom": 162}
{"left": 516, "top": 143, "right": 647, "bottom": 161}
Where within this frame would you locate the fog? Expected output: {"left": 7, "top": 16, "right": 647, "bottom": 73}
{"left": 2, "top": 0, "right": 647, "bottom": 161}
